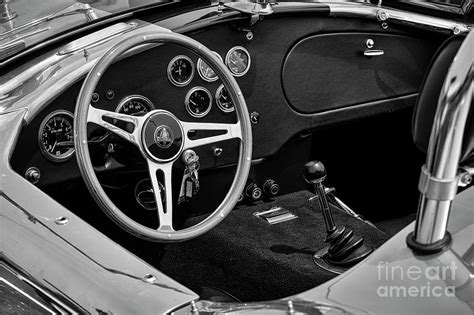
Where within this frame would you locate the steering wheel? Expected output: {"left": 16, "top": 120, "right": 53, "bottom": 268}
{"left": 74, "top": 32, "right": 252, "bottom": 242}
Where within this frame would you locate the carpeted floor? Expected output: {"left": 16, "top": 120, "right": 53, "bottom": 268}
{"left": 160, "top": 190, "right": 389, "bottom": 302}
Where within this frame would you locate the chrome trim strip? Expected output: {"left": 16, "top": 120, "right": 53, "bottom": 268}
{"left": 17, "top": 275, "right": 79, "bottom": 314}
{"left": 0, "top": 277, "right": 56, "bottom": 315}
{"left": 414, "top": 30, "right": 473, "bottom": 245}
{"left": 396, "top": 0, "right": 471, "bottom": 15}
{"left": 0, "top": 3, "right": 98, "bottom": 42}
{"left": 327, "top": 2, "right": 470, "bottom": 34}
{"left": 57, "top": 22, "right": 137, "bottom": 55}
{"left": 0, "top": 27, "right": 51, "bottom": 51}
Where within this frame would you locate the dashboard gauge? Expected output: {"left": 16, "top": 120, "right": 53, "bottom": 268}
{"left": 38, "top": 110, "right": 75, "bottom": 162}
{"left": 215, "top": 84, "right": 234, "bottom": 113}
{"left": 116, "top": 95, "right": 155, "bottom": 116}
{"left": 225, "top": 46, "right": 251, "bottom": 77}
{"left": 197, "top": 51, "right": 223, "bottom": 82}
{"left": 185, "top": 87, "right": 212, "bottom": 118}
{"left": 167, "top": 55, "right": 195, "bottom": 87}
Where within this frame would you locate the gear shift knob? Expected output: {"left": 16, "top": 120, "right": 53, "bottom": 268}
{"left": 303, "top": 160, "right": 327, "bottom": 183}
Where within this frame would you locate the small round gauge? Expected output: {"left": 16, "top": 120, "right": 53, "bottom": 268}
{"left": 185, "top": 87, "right": 212, "bottom": 118}
{"left": 38, "top": 110, "right": 75, "bottom": 162}
{"left": 197, "top": 51, "right": 223, "bottom": 82}
{"left": 215, "top": 84, "right": 234, "bottom": 113}
{"left": 116, "top": 95, "right": 155, "bottom": 116}
{"left": 225, "top": 46, "right": 251, "bottom": 77}
{"left": 167, "top": 55, "right": 195, "bottom": 87}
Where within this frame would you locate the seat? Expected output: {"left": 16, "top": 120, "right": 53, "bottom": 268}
{"left": 412, "top": 35, "right": 473, "bottom": 165}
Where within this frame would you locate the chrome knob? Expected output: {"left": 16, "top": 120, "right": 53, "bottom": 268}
{"left": 25, "top": 167, "right": 40, "bottom": 184}
{"left": 263, "top": 179, "right": 280, "bottom": 196}
{"left": 245, "top": 183, "right": 262, "bottom": 201}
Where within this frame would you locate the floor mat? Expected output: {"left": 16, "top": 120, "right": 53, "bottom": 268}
{"left": 160, "top": 190, "right": 388, "bottom": 302}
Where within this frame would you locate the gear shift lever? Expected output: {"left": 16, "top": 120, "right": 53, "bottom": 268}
{"left": 303, "top": 161, "right": 336, "bottom": 233}
{"left": 304, "top": 160, "right": 373, "bottom": 272}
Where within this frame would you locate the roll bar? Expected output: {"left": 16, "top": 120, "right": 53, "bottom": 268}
{"left": 408, "top": 30, "right": 473, "bottom": 253}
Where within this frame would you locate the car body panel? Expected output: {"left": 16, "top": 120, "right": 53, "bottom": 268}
{"left": 293, "top": 186, "right": 474, "bottom": 314}
{"left": 0, "top": 110, "right": 198, "bottom": 314}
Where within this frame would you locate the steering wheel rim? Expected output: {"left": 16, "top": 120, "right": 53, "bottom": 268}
{"left": 74, "top": 31, "right": 252, "bottom": 242}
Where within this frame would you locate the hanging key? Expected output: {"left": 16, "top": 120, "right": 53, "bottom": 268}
{"left": 177, "top": 169, "right": 192, "bottom": 204}
{"left": 178, "top": 150, "right": 200, "bottom": 204}
{"left": 184, "top": 175, "right": 197, "bottom": 201}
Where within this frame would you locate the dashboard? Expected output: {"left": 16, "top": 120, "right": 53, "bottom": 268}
{"left": 11, "top": 14, "right": 446, "bottom": 204}
{"left": 36, "top": 45, "right": 250, "bottom": 164}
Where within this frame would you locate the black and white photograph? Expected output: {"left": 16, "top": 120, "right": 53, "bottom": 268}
{"left": 0, "top": 0, "right": 473, "bottom": 314}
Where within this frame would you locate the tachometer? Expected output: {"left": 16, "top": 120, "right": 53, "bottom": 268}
{"left": 185, "top": 87, "right": 212, "bottom": 118}
{"left": 225, "top": 46, "right": 251, "bottom": 77}
{"left": 197, "top": 51, "right": 223, "bottom": 82}
{"left": 167, "top": 55, "right": 194, "bottom": 87}
{"left": 116, "top": 95, "right": 155, "bottom": 116}
{"left": 38, "top": 110, "right": 75, "bottom": 162}
{"left": 215, "top": 84, "right": 234, "bottom": 113}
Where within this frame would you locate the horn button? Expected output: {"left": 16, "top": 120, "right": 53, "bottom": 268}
{"left": 142, "top": 112, "right": 184, "bottom": 162}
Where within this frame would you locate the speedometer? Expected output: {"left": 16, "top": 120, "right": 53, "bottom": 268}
{"left": 38, "top": 110, "right": 75, "bottom": 162}
{"left": 116, "top": 95, "right": 155, "bottom": 116}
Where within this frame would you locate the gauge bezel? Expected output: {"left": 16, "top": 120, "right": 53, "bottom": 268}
{"left": 38, "top": 110, "right": 75, "bottom": 162}
{"left": 167, "top": 55, "right": 195, "bottom": 87}
{"left": 184, "top": 86, "right": 213, "bottom": 118}
{"left": 225, "top": 46, "right": 251, "bottom": 77}
{"left": 115, "top": 95, "right": 155, "bottom": 114}
{"left": 215, "top": 84, "right": 235, "bottom": 113}
{"left": 197, "top": 51, "right": 223, "bottom": 83}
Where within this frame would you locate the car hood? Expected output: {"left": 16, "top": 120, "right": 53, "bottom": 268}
{"left": 0, "top": 0, "right": 177, "bottom": 62}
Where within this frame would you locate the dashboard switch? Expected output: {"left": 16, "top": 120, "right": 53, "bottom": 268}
{"left": 212, "top": 146, "right": 223, "bottom": 157}
{"left": 25, "top": 167, "right": 41, "bottom": 184}
{"left": 245, "top": 182, "right": 262, "bottom": 201}
{"left": 91, "top": 92, "right": 99, "bottom": 103}
{"left": 250, "top": 111, "right": 260, "bottom": 124}
{"left": 263, "top": 179, "right": 280, "bottom": 196}
{"left": 106, "top": 89, "right": 115, "bottom": 100}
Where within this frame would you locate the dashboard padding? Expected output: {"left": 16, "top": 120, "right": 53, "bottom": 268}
{"left": 282, "top": 33, "right": 437, "bottom": 114}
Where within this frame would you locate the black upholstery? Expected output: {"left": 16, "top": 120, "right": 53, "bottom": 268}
{"left": 412, "top": 36, "right": 473, "bottom": 164}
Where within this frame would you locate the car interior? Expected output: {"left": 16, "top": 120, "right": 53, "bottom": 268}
{"left": 7, "top": 1, "right": 473, "bottom": 303}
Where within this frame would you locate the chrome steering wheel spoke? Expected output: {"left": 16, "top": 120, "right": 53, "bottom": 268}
{"left": 87, "top": 105, "right": 145, "bottom": 146}
{"left": 147, "top": 160, "right": 174, "bottom": 232}
{"left": 181, "top": 121, "right": 242, "bottom": 150}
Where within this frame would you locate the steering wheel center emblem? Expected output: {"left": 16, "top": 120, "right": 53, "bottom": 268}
{"left": 154, "top": 125, "right": 174, "bottom": 149}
